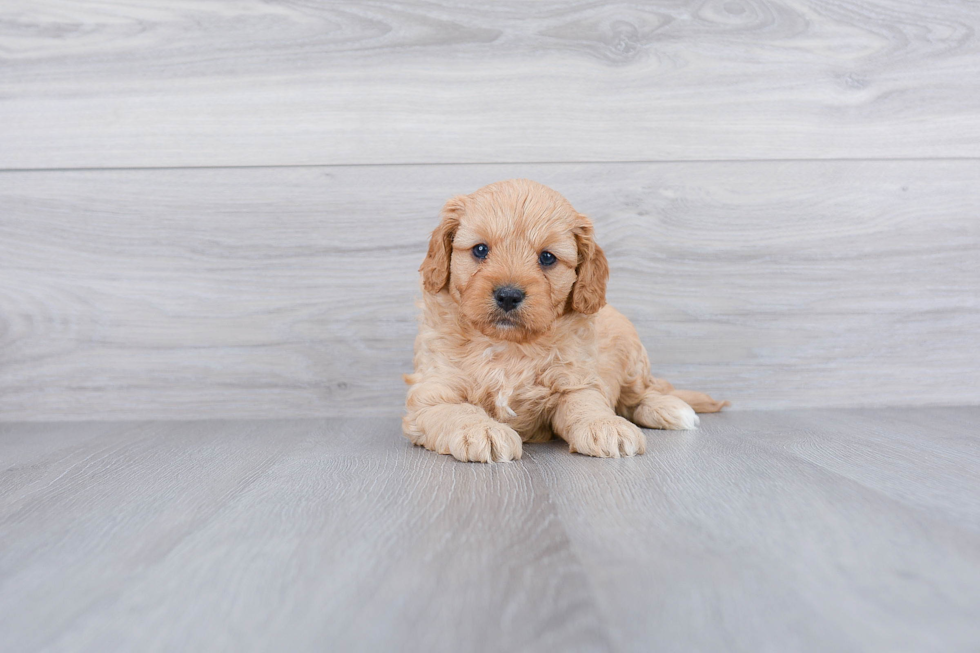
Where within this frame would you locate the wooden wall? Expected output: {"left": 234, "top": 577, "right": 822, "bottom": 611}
{"left": 1, "top": 1, "right": 978, "bottom": 420}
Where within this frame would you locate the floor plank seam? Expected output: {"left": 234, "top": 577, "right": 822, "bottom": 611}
{"left": 2, "top": 155, "right": 980, "bottom": 175}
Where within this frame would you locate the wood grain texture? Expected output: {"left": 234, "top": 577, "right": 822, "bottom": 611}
{"left": 534, "top": 406, "right": 980, "bottom": 651}
{"left": 2, "top": 160, "right": 978, "bottom": 421}
{"left": 0, "top": 418, "right": 608, "bottom": 653}
{"left": 1, "top": 408, "right": 979, "bottom": 651}
{"left": 2, "top": 0, "right": 979, "bottom": 169}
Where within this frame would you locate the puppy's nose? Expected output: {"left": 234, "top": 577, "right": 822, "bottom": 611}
{"left": 494, "top": 286, "right": 525, "bottom": 312}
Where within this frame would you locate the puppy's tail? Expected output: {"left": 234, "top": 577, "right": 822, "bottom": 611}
{"left": 670, "top": 389, "right": 730, "bottom": 413}
{"left": 648, "top": 376, "right": 730, "bottom": 413}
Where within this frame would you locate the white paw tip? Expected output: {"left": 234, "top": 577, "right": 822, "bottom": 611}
{"left": 679, "top": 406, "right": 699, "bottom": 430}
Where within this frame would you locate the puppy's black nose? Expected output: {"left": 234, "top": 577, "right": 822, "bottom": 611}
{"left": 494, "top": 286, "right": 525, "bottom": 312}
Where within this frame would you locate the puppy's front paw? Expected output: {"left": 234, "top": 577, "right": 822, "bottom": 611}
{"left": 567, "top": 416, "right": 646, "bottom": 458}
{"left": 633, "top": 394, "right": 700, "bottom": 430}
{"left": 449, "top": 419, "right": 523, "bottom": 463}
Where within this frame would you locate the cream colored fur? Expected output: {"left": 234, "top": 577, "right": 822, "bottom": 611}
{"left": 404, "top": 179, "right": 728, "bottom": 462}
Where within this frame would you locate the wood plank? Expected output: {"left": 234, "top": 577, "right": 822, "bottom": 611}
{"left": 1, "top": 160, "right": 978, "bottom": 421}
{"left": 719, "top": 407, "right": 980, "bottom": 532}
{"left": 2, "top": 0, "right": 979, "bottom": 169}
{"left": 0, "top": 417, "right": 607, "bottom": 652}
{"left": 531, "top": 407, "right": 980, "bottom": 651}
{"left": 1, "top": 410, "right": 978, "bottom": 651}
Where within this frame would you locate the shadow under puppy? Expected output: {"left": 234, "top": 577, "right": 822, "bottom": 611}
{"left": 404, "top": 179, "right": 728, "bottom": 462}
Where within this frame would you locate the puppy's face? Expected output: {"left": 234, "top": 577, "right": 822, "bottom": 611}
{"left": 420, "top": 179, "right": 608, "bottom": 342}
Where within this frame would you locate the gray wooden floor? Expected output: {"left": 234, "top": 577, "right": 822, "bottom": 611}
{"left": 2, "top": 408, "right": 978, "bottom": 652}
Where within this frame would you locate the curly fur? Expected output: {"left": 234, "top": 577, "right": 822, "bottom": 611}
{"left": 404, "top": 179, "right": 728, "bottom": 462}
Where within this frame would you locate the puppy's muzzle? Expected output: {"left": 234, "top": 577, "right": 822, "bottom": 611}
{"left": 493, "top": 286, "right": 525, "bottom": 312}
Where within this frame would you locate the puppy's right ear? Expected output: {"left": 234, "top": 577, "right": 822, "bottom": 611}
{"left": 420, "top": 196, "right": 464, "bottom": 293}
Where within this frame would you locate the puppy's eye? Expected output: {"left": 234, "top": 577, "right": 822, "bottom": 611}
{"left": 538, "top": 251, "right": 557, "bottom": 267}
{"left": 472, "top": 243, "right": 489, "bottom": 260}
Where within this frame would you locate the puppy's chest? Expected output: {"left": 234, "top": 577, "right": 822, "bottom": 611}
{"left": 467, "top": 351, "right": 555, "bottom": 426}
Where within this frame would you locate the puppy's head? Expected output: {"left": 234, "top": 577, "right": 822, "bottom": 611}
{"left": 420, "top": 179, "right": 608, "bottom": 342}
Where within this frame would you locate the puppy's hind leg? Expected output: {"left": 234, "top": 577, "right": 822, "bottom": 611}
{"left": 623, "top": 378, "right": 729, "bottom": 431}
{"left": 596, "top": 305, "right": 728, "bottom": 430}
{"left": 630, "top": 391, "right": 700, "bottom": 431}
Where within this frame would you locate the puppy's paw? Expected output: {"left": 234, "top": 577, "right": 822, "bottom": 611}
{"left": 633, "top": 394, "right": 700, "bottom": 430}
{"left": 568, "top": 416, "right": 646, "bottom": 458}
{"left": 449, "top": 419, "right": 523, "bottom": 463}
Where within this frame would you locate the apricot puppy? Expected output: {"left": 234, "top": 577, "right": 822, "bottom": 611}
{"left": 403, "top": 179, "right": 727, "bottom": 462}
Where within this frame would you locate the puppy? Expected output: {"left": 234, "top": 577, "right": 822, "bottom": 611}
{"left": 403, "top": 179, "right": 728, "bottom": 462}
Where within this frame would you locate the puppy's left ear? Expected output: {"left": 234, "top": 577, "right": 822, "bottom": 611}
{"left": 571, "top": 214, "right": 609, "bottom": 314}
{"left": 420, "top": 196, "right": 465, "bottom": 293}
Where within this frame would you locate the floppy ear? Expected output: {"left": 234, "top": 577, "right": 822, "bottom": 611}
{"left": 420, "top": 196, "right": 464, "bottom": 293}
{"left": 571, "top": 214, "right": 609, "bottom": 314}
